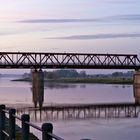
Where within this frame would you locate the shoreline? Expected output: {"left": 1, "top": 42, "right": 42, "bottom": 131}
{"left": 11, "top": 77, "right": 133, "bottom": 85}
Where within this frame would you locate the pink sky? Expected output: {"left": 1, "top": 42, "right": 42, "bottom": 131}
{"left": 0, "top": 0, "right": 140, "bottom": 74}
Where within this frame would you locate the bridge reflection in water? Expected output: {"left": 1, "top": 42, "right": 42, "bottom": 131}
{"left": 16, "top": 103, "right": 140, "bottom": 122}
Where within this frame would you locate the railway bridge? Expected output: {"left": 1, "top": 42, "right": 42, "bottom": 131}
{"left": 0, "top": 52, "right": 140, "bottom": 107}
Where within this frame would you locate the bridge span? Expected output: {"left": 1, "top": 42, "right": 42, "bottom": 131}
{"left": 0, "top": 52, "right": 140, "bottom": 69}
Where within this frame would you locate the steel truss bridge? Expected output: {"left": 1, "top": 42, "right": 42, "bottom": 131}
{"left": 0, "top": 52, "right": 140, "bottom": 69}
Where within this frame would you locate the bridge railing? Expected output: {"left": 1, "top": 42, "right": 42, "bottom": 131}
{"left": 0, "top": 104, "right": 64, "bottom": 140}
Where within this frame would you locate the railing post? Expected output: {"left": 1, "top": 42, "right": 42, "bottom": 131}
{"left": 0, "top": 105, "right": 5, "bottom": 140}
{"left": 21, "top": 114, "right": 30, "bottom": 140}
{"left": 9, "top": 108, "right": 16, "bottom": 140}
{"left": 42, "top": 123, "right": 53, "bottom": 140}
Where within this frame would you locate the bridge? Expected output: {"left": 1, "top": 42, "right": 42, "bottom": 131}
{"left": 1, "top": 52, "right": 140, "bottom": 107}
{"left": 1, "top": 52, "right": 140, "bottom": 139}
{"left": 0, "top": 52, "right": 140, "bottom": 69}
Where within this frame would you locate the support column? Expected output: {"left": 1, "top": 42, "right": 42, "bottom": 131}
{"left": 133, "top": 70, "right": 140, "bottom": 104}
{"left": 32, "top": 69, "right": 44, "bottom": 108}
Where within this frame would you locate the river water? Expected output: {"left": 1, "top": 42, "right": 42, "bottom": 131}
{"left": 0, "top": 77, "right": 140, "bottom": 140}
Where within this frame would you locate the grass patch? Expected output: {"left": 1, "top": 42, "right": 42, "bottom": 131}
{"left": 45, "top": 77, "right": 133, "bottom": 84}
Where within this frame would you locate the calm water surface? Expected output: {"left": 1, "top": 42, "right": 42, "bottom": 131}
{"left": 0, "top": 77, "right": 139, "bottom": 140}
{"left": 0, "top": 77, "right": 134, "bottom": 104}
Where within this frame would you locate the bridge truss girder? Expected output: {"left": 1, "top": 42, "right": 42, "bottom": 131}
{"left": 0, "top": 52, "right": 139, "bottom": 69}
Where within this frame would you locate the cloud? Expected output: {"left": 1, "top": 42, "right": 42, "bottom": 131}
{"left": 18, "top": 18, "right": 99, "bottom": 23}
{"left": 46, "top": 33, "right": 140, "bottom": 40}
{"left": 18, "top": 14, "right": 140, "bottom": 24}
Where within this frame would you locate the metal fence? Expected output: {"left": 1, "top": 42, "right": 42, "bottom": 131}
{"left": 0, "top": 104, "right": 64, "bottom": 140}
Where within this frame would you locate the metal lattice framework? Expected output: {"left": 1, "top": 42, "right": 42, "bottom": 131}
{"left": 0, "top": 52, "right": 140, "bottom": 69}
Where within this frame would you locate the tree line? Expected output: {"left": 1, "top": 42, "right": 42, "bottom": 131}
{"left": 22, "top": 70, "right": 133, "bottom": 80}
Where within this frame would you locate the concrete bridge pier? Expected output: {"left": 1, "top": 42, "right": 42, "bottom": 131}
{"left": 32, "top": 69, "right": 44, "bottom": 108}
{"left": 133, "top": 70, "right": 140, "bottom": 103}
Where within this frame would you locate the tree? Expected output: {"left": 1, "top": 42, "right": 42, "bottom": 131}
{"left": 79, "top": 71, "right": 86, "bottom": 78}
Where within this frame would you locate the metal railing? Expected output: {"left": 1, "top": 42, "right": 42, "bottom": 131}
{"left": 0, "top": 104, "right": 64, "bottom": 140}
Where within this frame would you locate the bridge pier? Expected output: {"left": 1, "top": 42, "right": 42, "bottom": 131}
{"left": 32, "top": 69, "right": 44, "bottom": 108}
{"left": 133, "top": 70, "right": 140, "bottom": 103}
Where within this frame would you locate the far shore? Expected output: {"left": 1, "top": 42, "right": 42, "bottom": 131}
{"left": 11, "top": 77, "right": 133, "bottom": 85}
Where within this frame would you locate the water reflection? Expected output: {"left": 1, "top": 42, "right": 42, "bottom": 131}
{"left": 112, "top": 85, "right": 131, "bottom": 88}
{"left": 16, "top": 103, "right": 139, "bottom": 123}
{"left": 44, "top": 82, "right": 78, "bottom": 89}
{"left": 31, "top": 81, "right": 136, "bottom": 109}
{"left": 32, "top": 82, "right": 87, "bottom": 108}
{"left": 0, "top": 77, "right": 134, "bottom": 107}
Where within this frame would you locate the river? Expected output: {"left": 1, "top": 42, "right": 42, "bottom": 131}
{"left": 0, "top": 77, "right": 140, "bottom": 140}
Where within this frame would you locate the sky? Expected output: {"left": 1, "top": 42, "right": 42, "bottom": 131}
{"left": 0, "top": 0, "right": 140, "bottom": 73}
